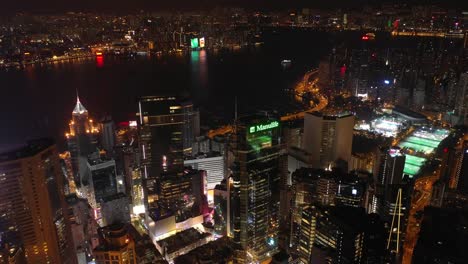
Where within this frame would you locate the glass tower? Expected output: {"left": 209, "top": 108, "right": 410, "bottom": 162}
{"left": 229, "top": 115, "right": 283, "bottom": 262}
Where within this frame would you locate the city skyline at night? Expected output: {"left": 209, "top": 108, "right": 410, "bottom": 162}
{"left": 0, "top": 1, "right": 467, "bottom": 264}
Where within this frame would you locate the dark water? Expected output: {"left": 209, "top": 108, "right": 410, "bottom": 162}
{"left": 4, "top": 29, "right": 442, "bottom": 150}
{"left": 0, "top": 30, "right": 336, "bottom": 149}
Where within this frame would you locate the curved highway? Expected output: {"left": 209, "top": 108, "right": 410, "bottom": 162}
{"left": 207, "top": 69, "right": 328, "bottom": 138}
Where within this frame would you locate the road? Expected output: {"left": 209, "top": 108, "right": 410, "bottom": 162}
{"left": 207, "top": 69, "right": 328, "bottom": 138}
{"left": 402, "top": 173, "right": 439, "bottom": 264}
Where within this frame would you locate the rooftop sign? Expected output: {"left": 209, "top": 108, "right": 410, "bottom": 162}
{"left": 249, "top": 120, "right": 279, "bottom": 134}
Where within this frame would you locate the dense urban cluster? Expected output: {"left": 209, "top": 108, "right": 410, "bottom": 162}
{"left": 0, "top": 3, "right": 467, "bottom": 264}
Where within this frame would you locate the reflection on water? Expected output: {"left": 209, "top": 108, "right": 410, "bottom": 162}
{"left": 96, "top": 56, "right": 104, "bottom": 68}
{"left": 190, "top": 50, "right": 209, "bottom": 104}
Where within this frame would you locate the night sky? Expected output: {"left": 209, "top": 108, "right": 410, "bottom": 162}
{"left": 2, "top": 0, "right": 467, "bottom": 14}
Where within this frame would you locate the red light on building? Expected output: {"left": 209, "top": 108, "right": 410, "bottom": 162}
{"left": 340, "top": 65, "right": 347, "bottom": 77}
{"left": 443, "top": 147, "right": 448, "bottom": 153}
{"left": 362, "top": 35, "right": 369, "bottom": 40}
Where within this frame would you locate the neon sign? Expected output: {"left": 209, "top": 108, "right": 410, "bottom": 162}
{"left": 249, "top": 121, "right": 279, "bottom": 133}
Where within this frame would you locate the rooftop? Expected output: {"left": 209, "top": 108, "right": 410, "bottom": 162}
{"left": 157, "top": 228, "right": 210, "bottom": 254}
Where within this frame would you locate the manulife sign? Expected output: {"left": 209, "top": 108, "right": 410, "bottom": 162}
{"left": 249, "top": 120, "right": 279, "bottom": 134}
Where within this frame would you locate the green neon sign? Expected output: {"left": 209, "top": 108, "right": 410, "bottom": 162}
{"left": 191, "top": 38, "right": 199, "bottom": 49}
{"left": 249, "top": 121, "right": 279, "bottom": 133}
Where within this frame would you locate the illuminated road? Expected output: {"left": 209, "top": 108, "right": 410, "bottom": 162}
{"left": 207, "top": 69, "right": 327, "bottom": 138}
{"left": 402, "top": 173, "right": 439, "bottom": 264}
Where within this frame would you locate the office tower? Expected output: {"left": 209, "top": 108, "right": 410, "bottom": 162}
{"left": 100, "top": 193, "right": 131, "bottom": 227}
{"left": 335, "top": 173, "right": 366, "bottom": 208}
{"left": 413, "top": 207, "right": 468, "bottom": 263}
{"left": 82, "top": 153, "right": 119, "bottom": 211}
{"left": 452, "top": 140, "right": 468, "bottom": 194}
{"left": 303, "top": 112, "right": 355, "bottom": 169}
{"left": 229, "top": 115, "right": 283, "bottom": 262}
{"left": 93, "top": 224, "right": 137, "bottom": 264}
{"left": 181, "top": 101, "right": 200, "bottom": 153}
{"left": 377, "top": 147, "right": 406, "bottom": 188}
{"left": 99, "top": 116, "right": 116, "bottom": 154}
{"left": 213, "top": 181, "right": 229, "bottom": 236}
{"left": 454, "top": 72, "right": 468, "bottom": 125}
{"left": 66, "top": 95, "right": 99, "bottom": 183}
{"left": 65, "top": 194, "right": 100, "bottom": 264}
{"left": 298, "top": 205, "right": 368, "bottom": 264}
{"left": 0, "top": 139, "right": 76, "bottom": 264}
{"left": 381, "top": 183, "right": 412, "bottom": 257}
{"left": 138, "top": 96, "right": 185, "bottom": 212}
{"left": 316, "top": 175, "right": 338, "bottom": 206}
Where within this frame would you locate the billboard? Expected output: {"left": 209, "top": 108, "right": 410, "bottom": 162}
{"left": 249, "top": 120, "right": 279, "bottom": 134}
{"left": 191, "top": 38, "right": 199, "bottom": 49}
{"left": 199, "top": 37, "right": 205, "bottom": 48}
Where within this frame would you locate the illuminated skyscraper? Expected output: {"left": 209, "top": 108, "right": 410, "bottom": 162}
{"left": 138, "top": 96, "right": 185, "bottom": 211}
{"left": 138, "top": 95, "right": 203, "bottom": 235}
{"left": 299, "top": 205, "right": 369, "bottom": 264}
{"left": 66, "top": 95, "right": 99, "bottom": 183}
{"left": 303, "top": 112, "right": 355, "bottom": 169}
{"left": 0, "top": 139, "right": 76, "bottom": 264}
{"left": 229, "top": 115, "right": 283, "bottom": 262}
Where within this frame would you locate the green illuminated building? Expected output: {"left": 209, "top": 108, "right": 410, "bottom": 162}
{"left": 229, "top": 115, "right": 283, "bottom": 263}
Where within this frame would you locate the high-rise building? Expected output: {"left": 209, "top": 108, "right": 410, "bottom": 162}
{"left": 303, "top": 112, "right": 355, "bottom": 169}
{"left": 228, "top": 115, "right": 283, "bottom": 262}
{"left": 138, "top": 96, "right": 186, "bottom": 212}
{"left": 298, "top": 205, "right": 369, "bottom": 264}
{"left": 213, "top": 180, "right": 229, "bottom": 236}
{"left": 65, "top": 194, "right": 100, "bottom": 264}
{"left": 66, "top": 96, "right": 99, "bottom": 183}
{"left": 181, "top": 101, "right": 200, "bottom": 153}
{"left": 82, "top": 153, "right": 119, "bottom": 211}
{"left": 377, "top": 147, "right": 406, "bottom": 188}
{"left": 0, "top": 139, "right": 76, "bottom": 264}
{"left": 454, "top": 72, "right": 468, "bottom": 125}
{"left": 99, "top": 116, "right": 116, "bottom": 154}
{"left": 452, "top": 140, "right": 468, "bottom": 194}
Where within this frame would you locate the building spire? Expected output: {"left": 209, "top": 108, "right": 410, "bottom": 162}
{"left": 73, "top": 89, "right": 88, "bottom": 115}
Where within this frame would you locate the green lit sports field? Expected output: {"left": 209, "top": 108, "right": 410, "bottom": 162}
{"left": 403, "top": 155, "right": 426, "bottom": 177}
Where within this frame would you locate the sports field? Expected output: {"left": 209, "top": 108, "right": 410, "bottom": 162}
{"left": 399, "top": 128, "right": 449, "bottom": 154}
{"left": 403, "top": 155, "right": 427, "bottom": 177}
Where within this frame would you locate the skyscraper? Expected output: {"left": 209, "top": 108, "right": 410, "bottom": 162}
{"left": 454, "top": 72, "right": 468, "bottom": 125}
{"left": 138, "top": 96, "right": 185, "bottom": 212}
{"left": 299, "top": 205, "right": 369, "bottom": 264}
{"left": 0, "top": 139, "right": 76, "bottom": 264}
{"left": 452, "top": 140, "right": 468, "bottom": 195}
{"left": 303, "top": 112, "right": 355, "bottom": 169}
{"left": 229, "top": 115, "right": 283, "bottom": 262}
{"left": 66, "top": 95, "right": 99, "bottom": 183}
